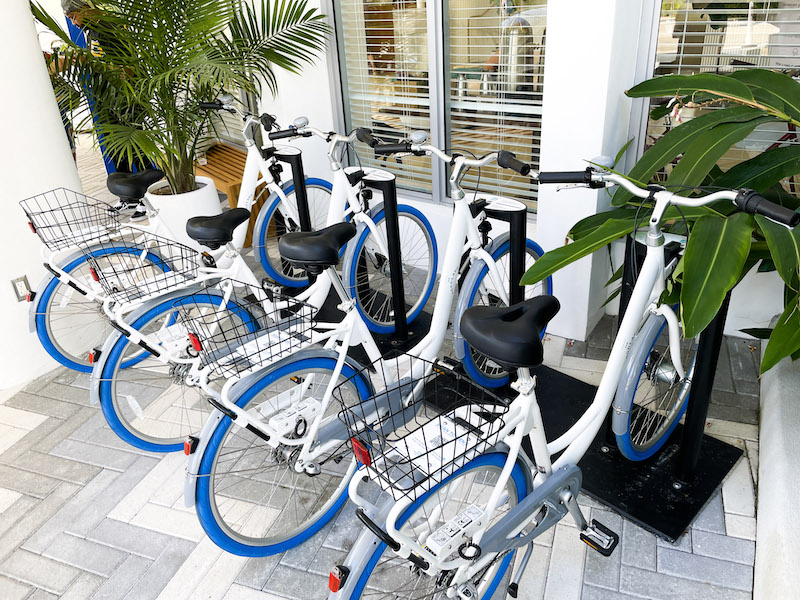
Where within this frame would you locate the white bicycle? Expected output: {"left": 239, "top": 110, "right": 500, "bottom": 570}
{"left": 326, "top": 170, "right": 799, "bottom": 600}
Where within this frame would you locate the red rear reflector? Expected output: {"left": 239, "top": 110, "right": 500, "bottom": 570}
{"left": 88, "top": 351, "right": 95, "bottom": 364}
{"left": 188, "top": 333, "right": 202, "bottom": 352}
{"left": 351, "top": 437, "right": 371, "bottom": 467}
{"left": 89, "top": 267, "right": 99, "bottom": 282}
{"left": 329, "top": 566, "right": 349, "bottom": 593}
{"left": 184, "top": 440, "right": 191, "bottom": 455}
{"left": 28, "top": 222, "right": 36, "bottom": 234}
{"left": 26, "top": 292, "right": 34, "bottom": 303}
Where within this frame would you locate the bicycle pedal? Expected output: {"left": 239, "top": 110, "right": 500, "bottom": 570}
{"left": 580, "top": 519, "right": 619, "bottom": 557}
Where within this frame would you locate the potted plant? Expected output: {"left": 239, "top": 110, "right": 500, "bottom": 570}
{"left": 33, "top": 0, "right": 329, "bottom": 243}
{"left": 522, "top": 69, "right": 800, "bottom": 374}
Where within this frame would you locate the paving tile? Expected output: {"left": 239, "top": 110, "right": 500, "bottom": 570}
{"left": 0, "top": 405, "right": 48, "bottom": 430}
{"left": 262, "top": 565, "right": 329, "bottom": 600}
{"left": 191, "top": 551, "right": 248, "bottom": 600}
{"left": 153, "top": 538, "right": 222, "bottom": 600}
{"left": 222, "top": 585, "right": 285, "bottom": 600}
{"left": 23, "top": 469, "right": 119, "bottom": 554}
{"left": 707, "top": 403, "right": 758, "bottom": 426}
{"left": 33, "top": 407, "right": 98, "bottom": 455}
{"left": 721, "top": 459, "right": 755, "bottom": 518}
{"left": 67, "top": 455, "right": 160, "bottom": 537}
{"left": 553, "top": 367, "right": 604, "bottom": 387}
{"left": 691, "top": 529, "right": 755, "bottom": 566}
{"left": 60, "top": 571, "right": 106, "bottom": 600}
{"left": 512, "top": 544, "right": 550, "bottom": 600}
{"left": 0, "top": 482, "right": 81, "bottom": 562}
{"left": 724, "top": 514, "right": 756, "bottom": 541}
{"left": 69, "top": 412, "right": 110, "bottom": 444}
{"left": 122, "top": 537, "right": 196, "bottom": 600}
{"left": 322, "top": 503, "right": 361, "bottom": 551}
{"left": 8, "top": 451, "right": 101, "bottom": 486}
{"left": 129, "top": 503, "right": 204, "bottom": 542}
{"left": 84, "top": 427, "right": 161, "bottom": 457}
{"left": 732, "top": 378, "right": 760, "bottom": 396}
{"left": 620, "top": 520, "right": 656, "bottom": 571}
{"left": 704, "top": 419, "right": 758, "bottom": 442}
{"left": 582, "top": 584, "right": 642, "bottom": 599}
{"left": 0, "top": 383, "right": 27, "bottom": 405}
{"left": 53, "top": 369, "right": 80, "bottom": 387}
{"left": 42, "top": 533, "right": 128, "bottom": 577}
{"left": 0, "top": 487, "right": 22, "bottom": 514}
{"left": 711, "top": 343, "right": 735, "bottom": 393}
{"left": 23, "top": 368, "right": 71, "bottom": 395}
{"left": 50, "top": 438, "right": 140, "bottom": 472}
{"left": 726, "top": 338, "right": 759, "bottom": 383}
{"left": 0, "top": 426, "right": 29, "bottom": 457}
{"left": 0, "top": 495, "right": 39, "bottom": 539}
{"left": 586, "top": 346, "right": 612, "bottom": 361}
{"left": 564, "top": 340, "right": 588, "bottom": 359}
{"left": 0, "top": 549, "right": 81, "bottom": 595}
{"left": 35, "top": 382, "right": 93, "bottom": 406}
{"left": 108, "top": 453, "right": 185, "bottom": 523}
{"left": 620, "top": 565, "right": 751, "bottom": 600}
{"left": 4, "top": 392, "right": 82, "bottom": 420}
{"left": 710, "top": 390, "right": 759, "bottom": 412}
{"left": 88, "top": 519, "right": 176, "bottom": 560}
{"left": 233, "top": 555, "right": 281, "bottom": 590}
{"left": 692, "top": 492, "right": 725, "bottom": 535}
{"left": 560, "top": 356, "right": 609, "bottom": 374}
{"left": 745, "top": 440, "right": 759, "bottom": 485}
{"left": 543, "top": 524, "right": 586, "bottom": 600}
{"left": 656, "top": 547, "right": 753, "bottom": 591}
{"left": 0, "top": 574, "right": 33, "bottom": 600}
{"left": 92, "top": 554, "right": 151, "bottom": 600}
{"left": 0, "top": 417, "right": 65, "bottom": 463}
{"left": 583, "top": 509, "right": 623, "bottom": 590}
{"left": 28, "top": 589, "right": 58, "bottom": 600}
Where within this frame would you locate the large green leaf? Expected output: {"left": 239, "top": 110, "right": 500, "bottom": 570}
{"left": 714, "top": 145, "right": 800, "bottom": 192}
{"left": 756, "top": 215, "right": 800, "bottom": 291}
{"left": 521, "top": 218, "right": 637, "bottom": 286}
{"left": 761, "top": 294, "right": 800, "bottom": 373}
{"left": 570, "top": 208, "right": 638, "bottom": 240}
{"left": 611, "top": 106, "right": 765, "bottom": 206}
{"left": 681, "top": 212, "right": 755, "bottom": 338}
{"left": 665, "top": 117, "right": 773, "bottom": 191}
{"left": 728, "top": 70, "right": 788, "bottom": 116}
{"left": 627, "top": 74, "right": 755, "bottom": 102}
{"left": 729, "top": 69, "right": 800, "bottom": 122}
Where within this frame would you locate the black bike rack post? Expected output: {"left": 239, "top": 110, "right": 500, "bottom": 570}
{"left": 275, "top": 152, "right": 312, "bottom": 232}
{"left": 484, "top": 205, "right": 527, "bottom": 305}
{"left": 676, "top": 291, "right": 732, "bottom": 484}
{"left": 363, "top": 172, "right": 408, "bottom": 340}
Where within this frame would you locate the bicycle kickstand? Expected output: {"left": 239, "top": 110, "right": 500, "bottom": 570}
{"left": 559, "top": 488, "right": 620, "bottom": 557}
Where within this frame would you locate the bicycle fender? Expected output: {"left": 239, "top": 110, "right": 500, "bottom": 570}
{"left": 89, "top": 285, "right": 211, "bottom": 407}
{"left": 340, "top": 201, "right": 386, "bottom": 300}
{"left": 183, "top": 348, "right": 372, "bottom": 509}
{"left": 480, "top": 464, "right": 582, "bottom": 556}
{"left": 451, "top": 232, "right": 513, "bottom": 360}
{"left": 611, "top": 313, "right": 665, "bottom": 436}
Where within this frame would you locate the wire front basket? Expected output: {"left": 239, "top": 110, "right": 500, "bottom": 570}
{"left": 80, "top": 232, "right": 199, "bottom": 304}
{"left": 20, "top": 188, "right": 120, "bottom": 251}
{"left": 174, "top": 280, "right": 316, "bottom": 379}
{"left": 334, "top": 357, "right": 511, "bottom": 501}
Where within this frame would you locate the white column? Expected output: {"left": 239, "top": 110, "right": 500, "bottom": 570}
{"left": 536, "top": 0, "right": 659, "bottom": 340}
{"left": 0, "top": 0, "right": 83, "bottom": 389}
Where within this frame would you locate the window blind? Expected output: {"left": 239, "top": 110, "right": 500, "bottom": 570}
{"left": 650, "top": 1, "right": 800, "bottom": 175}
{"left": 447, "top": 0, "right": 547, "bottom": 210}
{"left": 336, "top": 0, "right": 434, "bottom": 192}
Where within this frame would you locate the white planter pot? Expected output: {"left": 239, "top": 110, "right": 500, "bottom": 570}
{"left": 145, "top": 175, "right": 221, "bottom": 250}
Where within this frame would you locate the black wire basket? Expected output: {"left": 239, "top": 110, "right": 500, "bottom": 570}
{"left": 334, "top": 357, "right": 511, "bottom": 501}
{"left": 80, "top": 232, "right": 199, "bottom": 304}
{"left": 20, "top": 188, "right": 120, "bottom": 251}
{"left": 174, "top": 279, "right": 316, "bottom": 379}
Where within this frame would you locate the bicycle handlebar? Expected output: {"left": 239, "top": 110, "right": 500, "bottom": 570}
{"left": 268, "top": 128, "right": 302, "bottom": 141}
{"left": 497, "top": 151, "right": 531, "bottom": 176}
{"left": 735, "top": 189, "right": 800, "bottom": 227}
{"left": 198, "top": 101, "right": 224, "bottom": 110}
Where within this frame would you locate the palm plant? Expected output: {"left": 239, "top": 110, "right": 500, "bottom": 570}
{"left": 32, "top": 0, "right": 330, "bottom": 193}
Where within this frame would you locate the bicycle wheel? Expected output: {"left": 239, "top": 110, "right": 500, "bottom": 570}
{"left": 456, "top": 235, "right": 552, "bottom": 388}
{"left": 93, "top": 289, "right": 259, "bottom": 452}
{"left": 614, "top": 312, "right": 698, "bottom": 461}
{"left": 344, "top": 204, "right": 437, "bottom": 334}
{"left": 35, "top": 243, "right": 168, "bottom": 373}
{"left": 347, "top": 452, "right": 529, "bottom": 600}
{"left": 255, "top": 179, "right": 333, "bottom": 287}
{"left": 195, "top": 354, "right": 372, "bottom": 556}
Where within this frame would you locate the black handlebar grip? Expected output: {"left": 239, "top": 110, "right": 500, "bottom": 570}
{"left": 736, "top": 189, "right": 800, "bottom": 227}
{"left": 268, "top": 128, "right": 298, "bottom": 141}
{"left": 374, "top": 143, "right": 413, "bottom": 155}
{"left": 537, "top": 170, "right": 592, "bottom": 185}
{"left": 260, "top": 113, "right": 276, "bottom": 130}
{"left": 356, "top": 127, "right": 379, "bottom": 148}
{"left": 497, "top": 150, "right": 531, "bottom": 176}
{"left": 198, "top": 102, "right": 223, "bottom": 110}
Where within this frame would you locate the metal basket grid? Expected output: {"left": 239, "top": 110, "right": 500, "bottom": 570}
{"left": 80, "top": 232, "right": 199, "bottom": 304}
{"left": 20, "top": 188, "right": 120, "bottom": 251}
{"left": 174, "top": 280, "right": 316, "bottom": 379}
{"left": 335, "top": 357, "right": 511, "bottom": 501}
